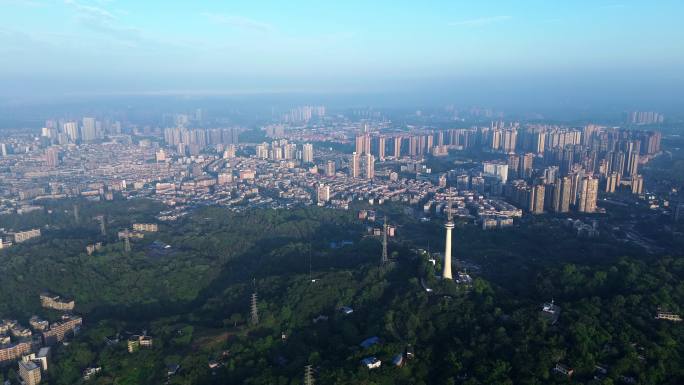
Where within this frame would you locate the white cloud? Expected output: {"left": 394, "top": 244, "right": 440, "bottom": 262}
{"left": 201, "top": 12, "right": 275, "bottom": 32}
{"left": 64, "top": 0, "right": 116, "bottom": 20}
{"left": 63, "top": 0, "right": 144, "bottom": 44}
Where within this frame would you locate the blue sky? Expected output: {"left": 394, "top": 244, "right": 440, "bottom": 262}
{"left": 0, "top": 0, "right": 683, "bottom": 101}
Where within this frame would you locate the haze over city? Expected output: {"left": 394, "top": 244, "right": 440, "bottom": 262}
{"left": 1, "top": 0, "right": 684, "bottom": 113}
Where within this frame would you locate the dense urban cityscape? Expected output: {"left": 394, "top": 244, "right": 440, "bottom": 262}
{"left": 1, "top": 1, "right": 683, "bottom": 384}
{"left": 0, "top": 108, "right": 670, "bottom": 224}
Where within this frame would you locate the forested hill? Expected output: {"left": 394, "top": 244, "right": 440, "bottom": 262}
{"left": 0, "top": 199, "right": 362, "bottom": 319}
{"left": 0, "top": 199, "right": 681, "bottom": 384}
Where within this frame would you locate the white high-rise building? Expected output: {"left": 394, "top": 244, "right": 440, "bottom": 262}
{"left": 302, "top": 143, "right": 314, "bottom": 163}
{"left": 393, "top": 136, "right": 402, "bottom": 158}
{"left": 271, "top": 146, "right": 283, "bottom": 160}
{"left": 578, "top": 176, "right": 599, "bottom": 213}
{"left": 378, "top": 136, "right": 386, "bottom": 161}
{"left": 45, "top": 147, "right": 60, "bottom": 167}
{"left": 350, "top": 152, "right": 360, "bottom": 179}
{"left": 256, "top": 143, "right": 269, "bottom": 159}
{"left": 325, "top": 160, "right": 336, "bottom": 176}
{"left": 82, "top": 117, "right": 97, "bottom": 142}
{"left": 282, "top": 143, "right": 296, "bottom": 160}
{"left": 41, "top": 127, "right": 53, "bottom": 138}
{"left": 355, "top": 135, "right": 365, "bottom": 155}
{"left": 316, "top": 183, "right": 330, "bottom": 205}
{"left": 365, "top": 154, "right": 375, "bottom": 179}
{"left": 64, "top": 122, "right": 79, "bottom": 142}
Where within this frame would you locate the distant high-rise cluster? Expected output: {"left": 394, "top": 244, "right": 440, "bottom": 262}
{"left": 506, "top": 181, "right": 547, "bottom": 214}
{"left": 505, "top": 173, "right": 600, "bottom": 215}
{"left": 341, "top": 121, "right": 658, "bottom": 168}
{"left": 449, "top": 123, "right": 659, "bottom": 208}
{"left": 628, "top": 111, "right": 664, "bottom": 125}
{"left": 264, "top": 124, "right": 286, "bottom": 138}
{"left": 255, "top": 140, "right": 313, "bottom": 164}
{"left": 164, "top": 127, "right": 240, "bottom": 156}
{"left": 355, "top": 133, "right": 437, "bottom": 161}
{"left": 507, "top": 153, "right": 535, "bottom": 179}
{"left": 487, "top": 121, "right": 519, "bottom": 153}
{"left": 432, "top": 124, "right": 661, "bottom": 158}
{"left": 158, "top": 111, "right": 206, "bottom": 127}
{"left": 348, "top": 152, "right": 375, "bottom": 180}
{"left": 40, "top": 117, "right": 121, "bottom": 145}
{"left": 282, "top": 106, "right": 326, "bottom": 123}
{"left": 444, "top": 105, "right": 503, "bottom": 120}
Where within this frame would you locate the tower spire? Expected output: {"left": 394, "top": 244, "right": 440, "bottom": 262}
{"left": 123, "top": 231, "right": 131, "bottom": 253}
{"left": 381, "top": 216, "right": 389, "bottom": 265}
{"left": 250, "top": 278, "right": 259, "bottom": 326}
{"left": 73, "top": 204, "right": 80, "bottom": 224}
{"left": 304, "top": 365, "right": 315, "bottom": 385}
{"left": 309, "top": 241, "right": 313, "bottom": 281}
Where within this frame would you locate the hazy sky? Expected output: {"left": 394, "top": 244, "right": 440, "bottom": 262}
{"left": 1, "top": 0, "right": 683, "bottom": 106}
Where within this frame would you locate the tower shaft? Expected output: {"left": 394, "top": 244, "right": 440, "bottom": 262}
{"left": 443, "top": 222, "right": 454, "bottom": 280}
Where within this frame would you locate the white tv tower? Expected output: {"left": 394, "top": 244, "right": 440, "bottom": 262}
{"left": 443, "top": 203, "right": 454, "bottom": 280}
